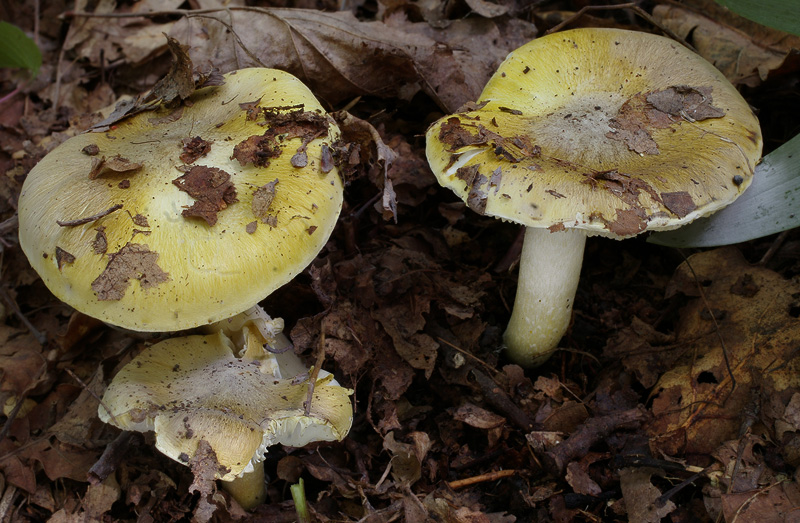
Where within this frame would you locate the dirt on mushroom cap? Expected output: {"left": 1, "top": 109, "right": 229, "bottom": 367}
{"left": 98, "top": 331, "right": 354, "bottom": 481}
{"left": 425, "top": 28, "right": 763, "bottom": 238}
{"left": 17, "top": 68, "right": 344, "bottom": 331}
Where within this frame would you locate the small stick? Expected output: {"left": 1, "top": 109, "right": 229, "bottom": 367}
{"left": 0, "top": 393, "right": 27, "bottom": 444}
{"left": 436, "top": 336, "right": 498, "bottom": 375}
{"left": 57, "top": 204, "right": 123, "bottom": 227}
{"left": 448, "top": 469, "right": 518, "bottom": 489}
{"left": 471, "top": 369, "right": 534, "bottom": 431}
{"left": 655, "top": 465, "right": 714, "bottom": 507}
{"left": 64, "top": 368, "right": 122, "bottom": 427}
{"left": 87, "top": 431, "right": 137, "bottom": 485}
{"left": 0, "top": 215, "right": 19, "bottom": 236}
{"left": 545, "top": 3, "right": 696, "bottom": 52}
{"left": 545, "top": 406, "right": 647, "bottom": 473}
{"left": 304, "top": 331, "right": 327, "bottom": 417}
{"left": 758, "top": 230, "right": 789, "bottom": 266}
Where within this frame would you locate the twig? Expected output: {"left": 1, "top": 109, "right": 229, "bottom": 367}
{"left": 448, "top": 469, "right": 518, "bottom": 489}
{"left": 655, "top": 464, "right": 715, "bottom": 507}
{"left": 545, "top": 3, "right": 696, "bottom": 53}
{"left": 471, "top": 369, "right": 534, "bottom": 431}
{"left": 544, "top": 406, "right": 647, "bottom": 473}
{"left": 0, "top": 394, "right": 27, "bottom": 445}
{"left": 304, "top": 331, "right": 327, "bottom": 417}
{"left": 64, "top": 368, "right": 122, "bottom": 427}
{"left": 0, "top": 87, "right": 21, "bottom": 106}
{"left": 678, "top": 250, "right": 736, "bottom": 399}
{"left": 0, "top": 484, "right": 18, "bottom": 522}
{"left": 88, "top": 431, "right": 138, "bottom": 485}
{"left": 730, "top": 479, "right": 786, "bottom": 523}
{"left": 56, "top": 204, "right": 123, "bottom": 227}
{"left": 758, "top": 230, "right": 790, "bottom": 266}
{"left": 436, "top": 336, "right": 498, "bottom": 375}
{"left": 0, "top": 215, "right": 18, "bottom": 236}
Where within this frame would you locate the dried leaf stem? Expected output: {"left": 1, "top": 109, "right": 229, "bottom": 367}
{"left": 56, "top": 204, "right": 123, "bottom": 227}
{"left": 448, "top": 469, "right": 518, "bottom": 489}
{"left": 545, "top": 3, "right": 696, "bottom": 53}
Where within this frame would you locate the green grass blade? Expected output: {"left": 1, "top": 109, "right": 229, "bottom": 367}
{"left": 291, "top": 478, "right": 311, "bottom": 523}
{"left": 0, "top": 21, "right": 42, "bottom": 78}
{"left": 715, "top": 0, "right": 800, "bottom": 36}
{"left": 648, "top": 133, "right": 800, "bottom": 248}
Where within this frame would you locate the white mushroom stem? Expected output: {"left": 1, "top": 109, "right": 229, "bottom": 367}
{"left": 223, "top": 461, "right": 267, "bottom": 510}
{"left": 503, "top": 227, "right": 587, "bottom": 367}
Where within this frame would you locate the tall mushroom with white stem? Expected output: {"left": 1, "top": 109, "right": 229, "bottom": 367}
{"left": 426, "top": 28, "right": 762, "bottom": 367}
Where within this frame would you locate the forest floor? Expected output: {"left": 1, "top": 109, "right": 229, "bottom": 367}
{"left": 1, "top": 0, "right": 800, "bottom": 521}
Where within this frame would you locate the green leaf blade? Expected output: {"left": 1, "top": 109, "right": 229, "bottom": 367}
{"left": 715, "top": 0, "right": 800, "bottom": 36}
{"left": 649, "top": 133, "right": 800, "bottom": 248}
{"left": 0, "top": 21, "right": 42, "bottom": 78}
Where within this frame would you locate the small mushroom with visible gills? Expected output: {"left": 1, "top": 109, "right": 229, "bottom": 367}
{"left": 18, "top": 67, "right": 343, "bottom": 332}
{"left": 98, "top": 308, "right": 353, "bottom": 510}
{"left": 425, "top": 28, "right": 762, "bottom": 367}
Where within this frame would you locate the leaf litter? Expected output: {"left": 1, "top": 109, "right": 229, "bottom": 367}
{"left": 2, "top": 1, "right": 800, "bottom": 522}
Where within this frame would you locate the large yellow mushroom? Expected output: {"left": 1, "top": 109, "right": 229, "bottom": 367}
{"left": 18, "top": 68, "right": 343, "bottom": 332}
{"left": 426, "top": 28, "right": 762, "bottom": 367}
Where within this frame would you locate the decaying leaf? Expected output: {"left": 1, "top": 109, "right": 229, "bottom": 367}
{"left": 91, "top": 243, "right": 170, "bottom": 301}
{"left": 172, "top": 166, "right": 238, "bottom": 226}
{"left": 648, "top": 248, "right": 800, "bottom": 456}
{"left": 180, "top": 136, "right": 212, "bottom": 164}
{"left": 146, "top": 35, "right": 196, "bottom": 105}
{"left": 251, "top": 179, "right": 279, "bottom": 225}
{"left": 653, "top": 2, "right": 800, "bottom": 86}
{"left": 334, "top": 111, "right": 398, "bottom": 221}
{"left": 604, "top": 316, "right": 675, "bottom": 388}
{"left": 720, "top": 480, "right": 800, "bottom": 521}
{"left": 188, "top": 440, "right": 220, "bottom": 522}
{"left": 618, "top": 467, "right": 677, "bottom": 523}
{"left": 170, "top": 9, "right": 536, "bottom": 112}
{"left": 88, "top": 155, "right": 143, "bottom": 179}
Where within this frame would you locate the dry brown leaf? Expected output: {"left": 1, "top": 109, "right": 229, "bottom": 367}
{"left": 721, "top": 480, "right": 800, "bottom": 522}
{"left": 604, "top": 316, "right": 676, "bottom": 388}
{"left": 713, "top": 436, "right": 772, "bottom": 494}
{"left": 20, "top": 439, "right": 100, "bottom": 484}
{"left": 0, "top": 443, "right": 37, "bottom": 493}
{"left": 383, "top": 431, "right": 425, "bottom": 487}
{"left": 452, "top": 403, "right": 505, "bottom": 429}
{"left": 463, "top": 0, "right": 507, "bottom": 18}
{"left": 372, "top": 302, "right": 439, "bottom": 377}
{"left": 565, "top": 461, "right": 602, "bottom": 497}
{"left": 170, "top": 8, "right": 535, "bottom": 111}
{"left": 83, "top": 475, "right": 121, "bottom": 520}
{"left": 48, "top": 368, "right": 104, "bottom": 447}
{"left": 0, "top": 349, "right": 48, "bottom": 397}
{"left": 652, "top": 3, "right": 800, "bottom": 86}
{"left": 65, "top": 0, "right": 177, "bottom": 67}
{"left": 618, "top": 467, "right": 676, "bottom": 523}
{"left": 648, "top": 248, "right": 800, "bottom": 456}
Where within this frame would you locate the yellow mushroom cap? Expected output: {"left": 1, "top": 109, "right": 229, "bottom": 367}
{"left": 98, "top": 331, "right": 353, "bottom": 481}
{"left": 19, "top": 68, "right": 343, "bottom": 331}
{"left": 426, "top": 28, "right": 762, "bottom": 238}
